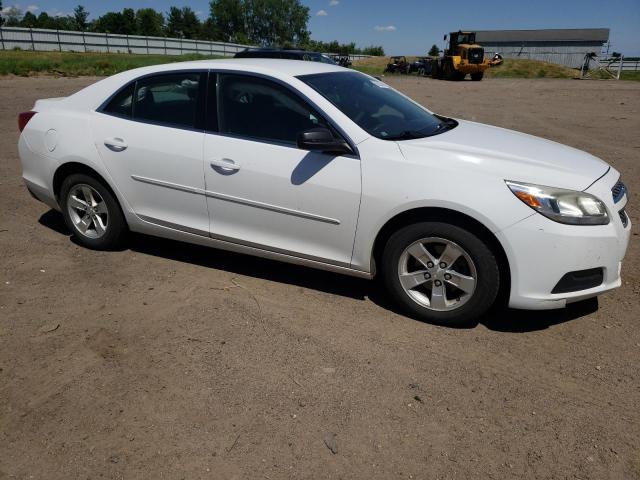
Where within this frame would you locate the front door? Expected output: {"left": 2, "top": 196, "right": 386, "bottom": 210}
{"left": 203, "top": 73, "right": 361, "bottom": 266}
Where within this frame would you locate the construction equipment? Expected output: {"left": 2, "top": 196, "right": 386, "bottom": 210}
{"left": 409, "top": 57, "right": 433, "bottom": 76}
{"left": 384, "top": 56, "right": 411, "bottom": 74}
{"left": 431, "top": 31, "right": 495, "bottom": 81}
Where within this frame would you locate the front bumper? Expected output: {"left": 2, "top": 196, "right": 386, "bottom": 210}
{"left": 497, "top": 169, "right": 631, "bottom": 310}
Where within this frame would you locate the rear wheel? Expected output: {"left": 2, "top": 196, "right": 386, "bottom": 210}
{"left": 381, "top": 222, "right": 500, "bottom": 326}
{"left": 60, "top": 173, "right": 127, "bottom": 250}
{"left": 471, "top": 72, "right": 484, "bottom": 81}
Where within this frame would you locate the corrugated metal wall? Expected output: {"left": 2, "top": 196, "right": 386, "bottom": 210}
{"left": 478, "top": 42, "right": 604, "bottom": 68}
{"left": 0, "top": 27, "right": 373, "bottom": 61}
{"left": 0, "top": 27, "right": 250, "bottom": 56}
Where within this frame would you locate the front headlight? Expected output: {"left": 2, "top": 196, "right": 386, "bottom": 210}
{"left": 506, "top": 181, "right": 609, "bottom": 225}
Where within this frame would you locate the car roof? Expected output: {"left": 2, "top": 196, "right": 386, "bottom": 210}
{"left": 238, "top": 47, "right": 310, "bottom": 53}
{"left": 140, "top": 57, "right": 344, "bottom": 78}
{"left": 64, "top": 58, "right": 350, "bottom": 111}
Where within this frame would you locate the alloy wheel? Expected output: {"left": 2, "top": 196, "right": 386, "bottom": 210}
{"left": 397, "top": 237, "right": 477, "bottom": 311}
{"left": 66, "top": 184, "right": 109, "bottom": 239}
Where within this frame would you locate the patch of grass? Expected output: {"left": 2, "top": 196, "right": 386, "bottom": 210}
{"left": 588, "top": 69, "right": 640, "bottom": 81}
{"left": 351, "top": 56, "right": 419, "bottom": 76}
{"left": 485, "top": 59, "right": 578, "bottom": 79}
{"left": 352, "top": 56, "right": 582, "bottom": 80}
{"left": 0, "top": 50, "right": 222, "bottom": 77}
{"left": 621, "top": 71, "right": 640, "bottom": 81}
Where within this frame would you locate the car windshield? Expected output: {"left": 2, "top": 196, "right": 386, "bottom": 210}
{"left": 298, "top": 71, "right": 455, "bottom": 140}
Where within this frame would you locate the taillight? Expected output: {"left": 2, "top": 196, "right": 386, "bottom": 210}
{"left": 18, "top": 111, "right": 37, "bottom": 132}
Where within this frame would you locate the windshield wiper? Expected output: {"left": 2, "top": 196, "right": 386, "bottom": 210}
{"left": 384, "top": 130, "right": 424, "bottom": 140}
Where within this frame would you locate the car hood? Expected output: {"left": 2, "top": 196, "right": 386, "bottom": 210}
{"left": 397, "top": 119, "right": 609, "bottom": 191}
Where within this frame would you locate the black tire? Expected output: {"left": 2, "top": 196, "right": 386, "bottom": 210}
{"left": 60, "top": 173, "right": 127, "bottom": 250}
{"left": 444, "top": 61, "right": 461, "bottom": 81}
{"left": 381, "top": 222, "right": 500, "bottom": 326}
{"left": 471, "top": 72, "right": 484, "bottom": 81}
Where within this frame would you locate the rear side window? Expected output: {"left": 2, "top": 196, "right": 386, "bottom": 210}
{"left": 217, "top": 74, "right": 330, "bottom": 145}
{"left": 103, "top": 83, "right": 134, "bottom": 118}
{"left": 133, "top": 73, "right": 202, "bottom": 129}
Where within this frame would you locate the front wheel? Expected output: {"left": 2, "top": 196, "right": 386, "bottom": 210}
{"left": 471, "top": 72, "right": 484, "bottom": 81}
{"left": 381, "top": 222, "right": 500, "bottom": 326}
{"left": 60, "top": 173, "right": 127, "bottom": 250}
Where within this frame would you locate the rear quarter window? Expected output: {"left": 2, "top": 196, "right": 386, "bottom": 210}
{"left": 102, "top": 83, "right": 134, "bottom": 118}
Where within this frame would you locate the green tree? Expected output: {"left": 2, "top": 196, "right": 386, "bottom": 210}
{"left": 36, "top": 12, "right": 53, "bottom": 28}
{"left": 91, "top": 12, "right": 124, "bottom": 34}
{"left": 167, "top": 6, "right": 201, "bottom": 39}
{"left": 181, "top": 7, "right": 200, "bottom": 39}
{"left": 166, "top": 6, "right": 184, "bottom": 37}
{"left": 54, "top": 16, "right": 76, "bottom": 30}
{"left": 362, "top": 45, "right": 384, "bottom": 56}
{"left": 245, "top": 0, "right": 309, "bottom": 46}
{"left": 73, "top": 5, "right": 89, "bottom": 30}
{"left": 209, "top": 0, "right": 246, "bottom": 42}
{"left": 20, "top": 11, "right": 38, "bottom": 27}
{"left": 136, "top": 8, "right": 164, "bottom": 36}
{"left": 121, "top": 8, "right": 137, "bottom": 35}
{"left": 428, "top": 44, "right": 440, "bottom": 56}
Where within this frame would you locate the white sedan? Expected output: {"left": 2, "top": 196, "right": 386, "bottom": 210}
{"left": 18, "top": 59, "right": 630, "bottom": 325}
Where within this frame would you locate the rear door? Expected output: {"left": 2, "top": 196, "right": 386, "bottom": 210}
{"left": 90, "top": 70, "right": 209, "bottom": 235}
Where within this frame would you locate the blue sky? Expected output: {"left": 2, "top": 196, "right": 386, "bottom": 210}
{"left": 4, "top": 0, "right": 639, "bottom": 55}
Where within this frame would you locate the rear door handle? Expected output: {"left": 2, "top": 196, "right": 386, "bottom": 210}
{"left": 104, "top": 137, "right": 128, "bottom": 152}
{"left": 210, "top": 158, "right": 241, "bottom": 173}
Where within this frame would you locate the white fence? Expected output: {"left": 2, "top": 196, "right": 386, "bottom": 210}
{"left": 0, "top": 26, "right": 372, "bottom": 61}
{"left": 0, "top": 27, "right": 250, "bottom": 56}
{"left": 602, "top": 58, "right": 640, "bottom": 71}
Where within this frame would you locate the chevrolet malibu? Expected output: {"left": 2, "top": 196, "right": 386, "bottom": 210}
{"left": 18, "top": 59, "right": 631, "bottom": 325}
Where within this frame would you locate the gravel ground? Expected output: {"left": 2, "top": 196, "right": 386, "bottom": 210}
{"left": 0, "top": 75, "right": 638, "bottom": 480}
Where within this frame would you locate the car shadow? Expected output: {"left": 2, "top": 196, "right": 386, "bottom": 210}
{"left": 290, "top": 152, "right": 336, "bottom": 185}
{"left": 38, "top": 208, "right": 70, "bottom": 235}
{"left": 38, "top": 208, "right": 600, "bottom": 331}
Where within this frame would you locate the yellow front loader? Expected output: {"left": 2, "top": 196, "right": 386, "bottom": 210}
{"left": 432, "top": 31, "right": 502, "bottom": 81}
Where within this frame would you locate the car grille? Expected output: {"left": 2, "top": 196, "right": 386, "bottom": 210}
{"left": 612, "top": 179, "right": 627, "bottom": 203}
{"left": 619, "top": 209, "right": 629, "bottom": 228}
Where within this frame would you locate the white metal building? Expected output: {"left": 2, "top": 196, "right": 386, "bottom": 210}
{"left": 474, "top": 28, "right": 610, "bottom": 68}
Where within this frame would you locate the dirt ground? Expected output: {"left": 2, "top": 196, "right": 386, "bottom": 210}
{"left": 1, "top": 75, "right": 638, "bottom": 480}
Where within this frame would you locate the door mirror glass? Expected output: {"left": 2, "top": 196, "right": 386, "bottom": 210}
{"left": 297, "top": 127, "right": 352, "bottom": 155}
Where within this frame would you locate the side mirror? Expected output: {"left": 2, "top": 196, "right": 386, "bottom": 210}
{"left": 443, "top": 34, "right": 447, "bottom": 41}
{"left": 297, "top": 127, "right": 352, "bottom": 155}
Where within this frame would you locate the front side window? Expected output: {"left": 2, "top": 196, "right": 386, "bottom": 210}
{"left": 133, "top": 73, "right": 202, "bottom": 129}
{"left": 217, "top": 74, "right": 330, "bottom": 145}
{"left": 299, "top": 71, "right": 455, "bottom": 140}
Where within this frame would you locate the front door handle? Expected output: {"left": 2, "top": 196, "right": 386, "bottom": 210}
{"left": 104, "top": 137, "right": 128, "bottom": 152}
{"left": 210, "top": 158, "right": 241, "bottom": 173}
